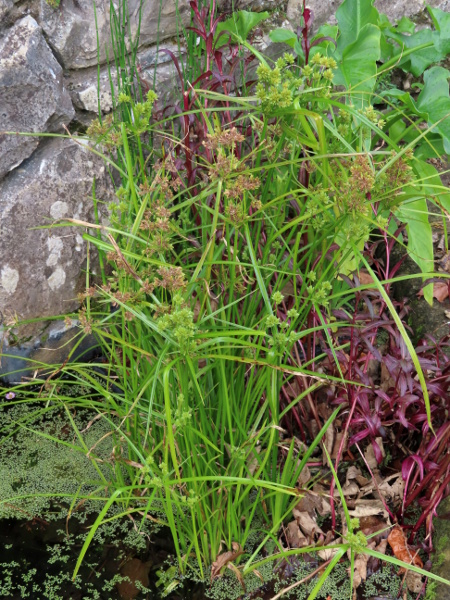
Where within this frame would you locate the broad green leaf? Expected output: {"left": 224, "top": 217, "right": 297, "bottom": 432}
{"left": 428, "top": 6, "right": 450, "bottom": 54}
{"left": 294, "top": 39, "right": 303, "bottom": 57}
{"left": 309, "top": 24, "right": 339, "bottom": 60}
{"left": 395, "top": 16, "right": 416, "bottom": 34}
{"left": 414, "top": 135, "right": 446, "bottom": 161}
{"left": 412, "top": 158, "right": 450, "bottom": 216}
{"left": 395, "top": 158, "right": 446, "bottom": 305}
{"left": 416, "top": 67, "right": 450, "bottom": 154}
{"left": 215, "top": 10, "right": 269, "bottom": 48}
{"left": 385, "top": 29, "right": 447, "bottom": 76}
{"left": 269, "top": 28, "right": 297, "bottom": 48}
{"left": 312, "top": 24, "right": 339, "bottom": 42}
{"left": 336, "top": 0, "right": 380, "bottom": 55}
{"left": 336, "top": 24, "right": 381, "bottom": 106}
{"left": 381, "top": 70, "right": 450, "bottom": 156}
{"left": 396, "top": 196, "right": 433, "bottom": 304}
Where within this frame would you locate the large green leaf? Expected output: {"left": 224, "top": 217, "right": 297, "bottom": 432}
{"left": 269, "top": 28, "right": 297, "bottom": 48}
{"left": 416, "top": 67, "right": 450, "bottom": 154}
{"left": 335, "top": 0, "right": 380, "bottom": 55}
{"left": 384, "top": 9, "right": 450, "bottom": 77}
{"left": 411, "top": 158, "right": 450, "bottom": 217}
{"left": 428, "top": 6, "right": 450, "bottom": 55}
{"left": 380, "top": 67, "right": 450, "bottom": 156}
{"left": 395, "top": 158, "right": 449, "bottom": 305}
{"left": 385, "top": 29, "right": 444, "bottom": 77}
{"left": 396, "top": 196, "right": 433, "bottom": 304}
{"left": 215, "top": 10, "right": 269, "bottom": 48}
{"left": 336, "top": 24, "right": 381, "bottom": 105}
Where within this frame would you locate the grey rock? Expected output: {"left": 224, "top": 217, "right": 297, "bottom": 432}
{"left": 0, "top": 0, "right": 13, "bottom": 22}
{"left": 217, "top": 0, "right": 283, "bottom": 10}
{"left": 0, "top": 16, "right": 74, "bottom": 180}
{"left": 40, "top": 0, "right": 285, "bottom": 71}
{"left": 66, "top": 66, "right": 118, "bottom": 115}
{"left": 39, "top": 0, "right": 191, "bottom": 70}
{"left": 0, "top": 136, "right": 115, "bottom": 369}
{"left": 66, "top": 42, "right": 182, "bottom": 115}
{"left": 287, "top": 0, "right": 450, "bottom": 29}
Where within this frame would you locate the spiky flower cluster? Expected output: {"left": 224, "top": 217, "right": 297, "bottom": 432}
{"left": 224, "top": 174, "right": 260, "bottom": 200}
{"left": 307, "top": 280, "right": 332, "bottom": 306}
{"left": 139, "top": 200, "right": 175, "bottom": 256}
{"left": 304, "top": 186, "right": 334, "bottom": 231}
{"left": 362, "top": 104, "right": 386, "bottom": 130}
{"left": 157, "top": 293, "right": 196, "bottom": 354}
{"left": 347, "top": 154, "right": 375, "bottom": 206}
{"left": 255, "top": 56, "right": 296, "bottom": 111}
{"left": 87, "top": 90, "right": 158, "bottom": 146}
{"left": 154, "top": 266, "right": 187, "bottom": 292}
{"left": 379, "top": 149, "right": 414, "bottom": 207}
{"left": 205, "top": 126, "right": 245, "bottom": 150}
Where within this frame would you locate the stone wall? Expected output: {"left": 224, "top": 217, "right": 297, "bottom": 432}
{"left": 0, "top": 0, "right": 448, "bottom": 381}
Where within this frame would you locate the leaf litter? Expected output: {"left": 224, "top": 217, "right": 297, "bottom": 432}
{"left": 279, "top": 451, "right": 426, "bottom": 597}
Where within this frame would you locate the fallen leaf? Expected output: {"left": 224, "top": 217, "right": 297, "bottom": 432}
{"left": 387, "top": 526, "right": 423, "bottom": 570}
{"left": 359, "top": 514, "right": 388, "bottom": 535}
{"left": 358, "top": 271, "right": 374, "bottom": 285}
{"left": 292, "top": 509, "right": 324, "bottom": 537}
{"left": 406, "top": 570, "right": 423, "bottom": 593}
{"left": 348, "top": 499, "right": 390, "bottom": 521}
{"left": 342, "top": 466, "right": 363, "bottom": 497}
{"left": 353, "top": 552, "right": 369, "bottom": 588}
{"left": 117, "top": 558, "right": 152, "bottom": 600}
{"left": 322, "top": 426, "right": 335, "bottom": 465}
{"left": 317, "top": 533, "right": 342, "bottom": 561}
{"left": 295, "top": 490, "right": 331, "bottom": 517}
{"left": 439, "top": 251, "right": 450, "bottom": 272}
{"left": 418, "top": 281, "right": 449, "bottom": 302}
{"left": 227, "top": 562, "right": 246, "bottom": 591}
{"left": 285, "top": 520, "right": 308, "bottom": 548}
{"left": 331, "top": 430, "right": 347, "bottom": 459}
{"left": 297, "top": 464, "right": 311, "bottom": 487}
{"left": 211, "top": 543, "right": 244, "bottom": 581}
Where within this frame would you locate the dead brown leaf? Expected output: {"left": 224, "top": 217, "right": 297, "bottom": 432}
{"left": 295, "top": 490, "right": 331, "bottom": 517}
{"left": 439, "top": 252, "right": 450, "bottom": 273}
{"left": 317, "top": 532, "right": 342, "bottom": 561}
{"left": 331, "top": 430, "right": 347, "bottom": 459}
{"left": 342, "top": 466, "right": 363, "bottom": 497}
{"left": 357, "top": 271, "right": 374, "bottom": 285}
{"left": 285, "top": 520, "right": 308, "bottom": 548}
{"left": 211, "top": 543, "right": 244, "bottom": 581}
{"left": 348, "top": 499, "right": 390, "bottom": 521}
{"left": 406, "top": 570, "right": 423, "bottom": 593}
{"left": 353, "top": 552, "right": 369, "bottom": 588}
{"left": 364, "top": 437, "right": 385, "bottom": 470}
{"left": 322, "top": 426, "right": 335, "bottom": 465}
{"left": 293, "top": 509, "right": 324, "bottom": 537}
{"left": 298, "top": 464, "right": 312, "bottom": 487}
{"left": 117, "top": 558, "right": 152, "bottom": 600}
{"left": 387, "top": 526, "right": 423, "bottom": 569}
{"left": 417, "top": 281, "right": 449, "bottom": 302}
{"left": 227, "top": 562, "right": 246, "bottom": 591}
